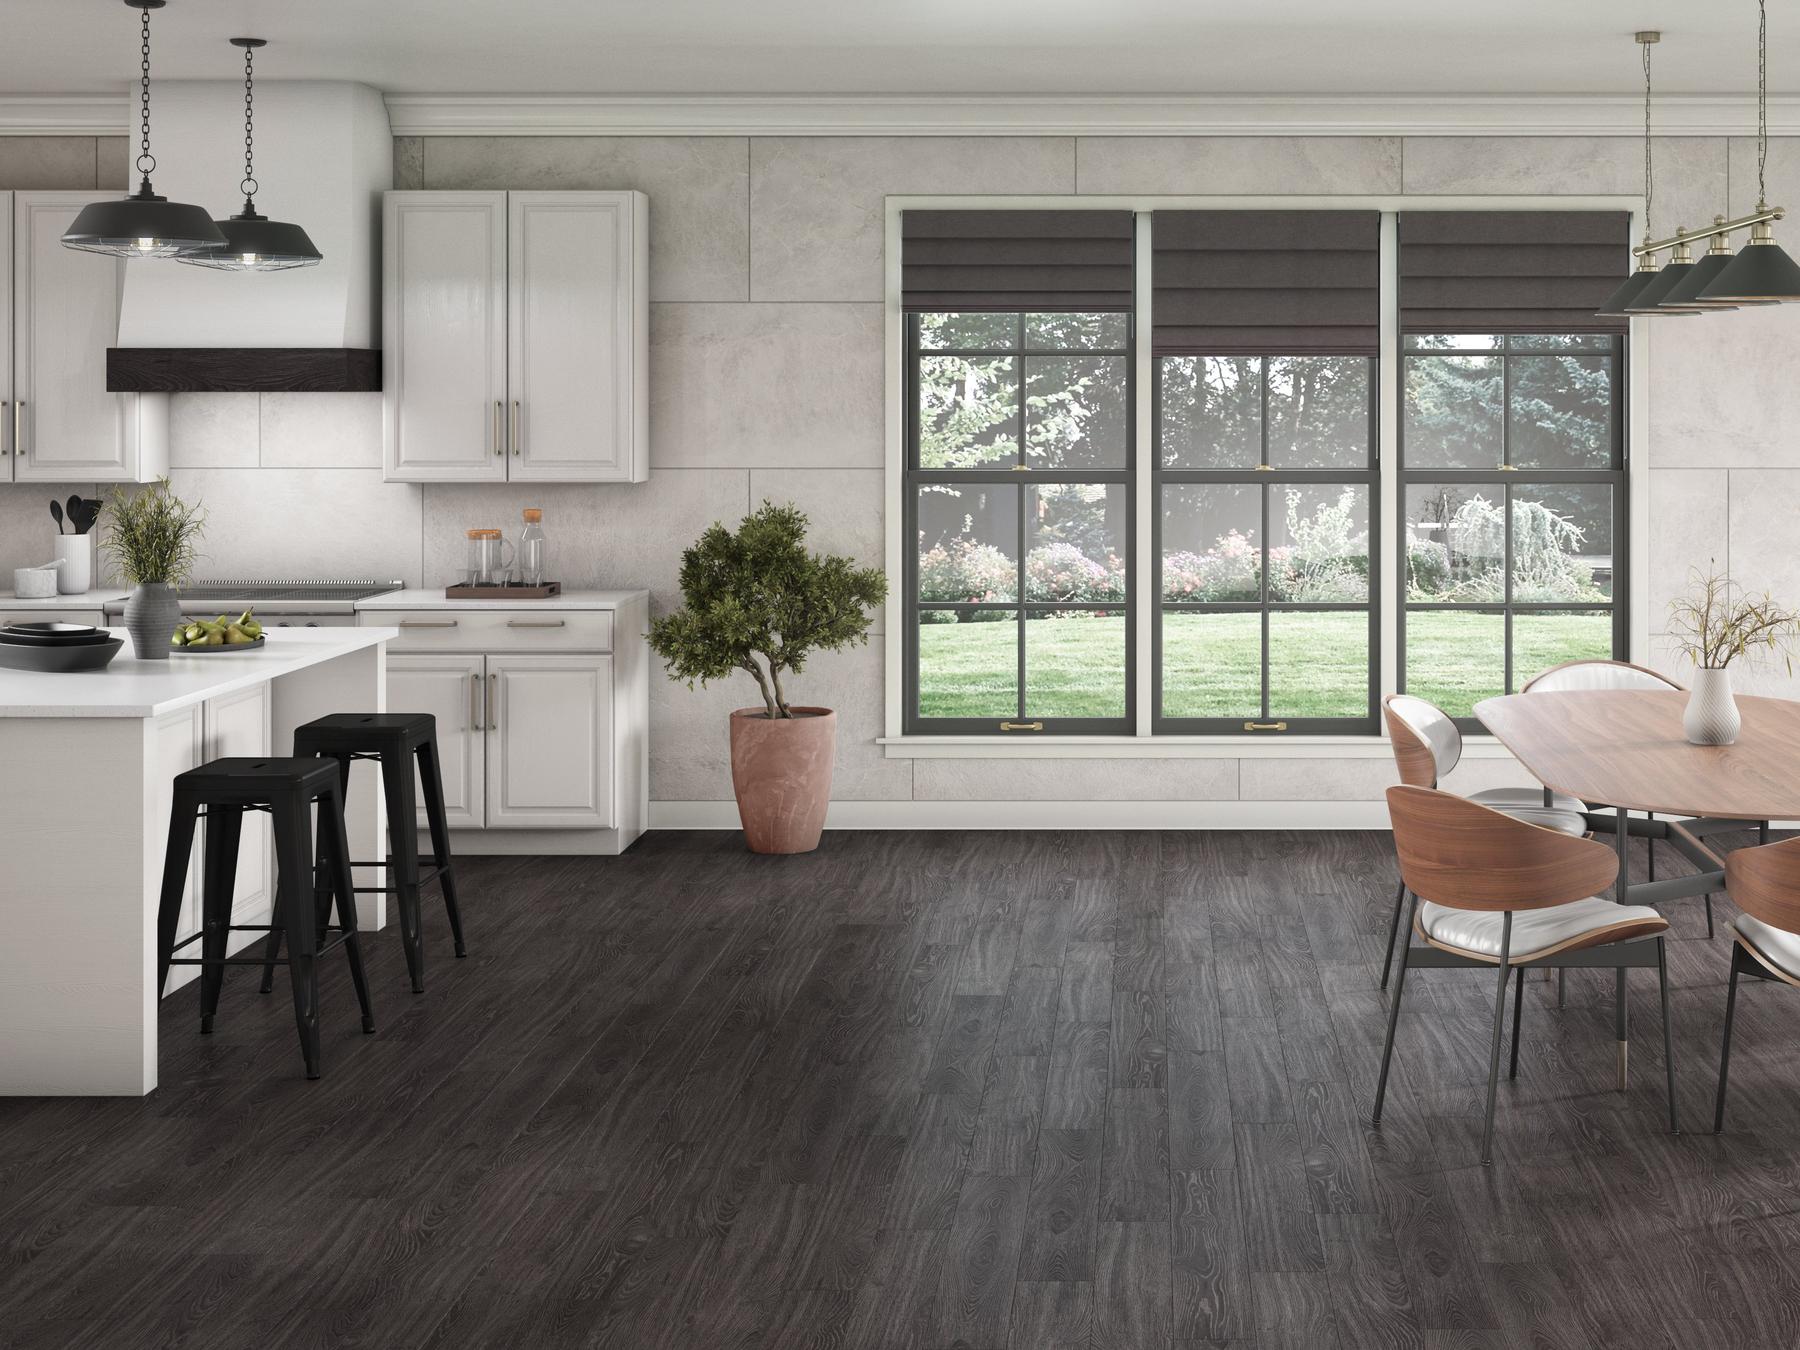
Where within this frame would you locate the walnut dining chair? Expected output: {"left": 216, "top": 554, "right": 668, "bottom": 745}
{"left": 1376, "top": 785, "right": 1676, "bottom": 1165}
{"left": 1379, "top": 693, "right": 1589, "bottom": 990}
{"left": 1713, "top": 833, "right": 1800, "bottom": 1132}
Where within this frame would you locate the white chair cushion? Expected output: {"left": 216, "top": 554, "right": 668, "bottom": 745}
{"left": 1470, "top": 786, "right": 1589, "bottom": 814}
{"left": 1734, "top": 915, "right": 1800, "bottom": 981}
{"left": 1386, "top": 694, "right": 1463, "bottom": 780}
{"left": 1418, "top": 896, "right": 1666, "bottom": 961}
{"left": 1491, "top": 805, "right": 1590, "bottom": 836}
{"left": 1526, "top": 661, "right": 1676, "bottom": 693}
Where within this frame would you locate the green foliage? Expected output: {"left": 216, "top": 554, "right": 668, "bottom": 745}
{"left": 100, "top": 478, "right": 204, "bottom": 587}
{"left": 647, "top": 501, "right": 888, "bottom": 719}
{"left": 1404, "top": 492, "right": 1603, "bottom": 603}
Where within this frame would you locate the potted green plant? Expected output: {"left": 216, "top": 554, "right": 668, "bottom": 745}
{"left": 648, "top": 502, "right": 886, "bottom": 853}
{"left": 1667, "top": 564, "right": 1800, "bottom": 745}
{"left": 101, "top": 478, "right": 204, "bottom": 661}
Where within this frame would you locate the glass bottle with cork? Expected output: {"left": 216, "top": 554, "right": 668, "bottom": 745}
{"left": 518, "top": 509, "right": 548, "bottom": 588}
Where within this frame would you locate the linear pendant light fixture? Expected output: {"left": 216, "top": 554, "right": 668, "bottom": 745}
{"left": 1597, "top": 33, "right": 1695, "bottom": 317}
{"left": 179, "top": 38, "right": 322, "bottom": 271}
{"left": 62, "top": 0, "right": 225, "bottom": 259}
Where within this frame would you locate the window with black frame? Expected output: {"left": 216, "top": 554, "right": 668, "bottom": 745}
{"left": 1396, "top": 211, "right": 1631, "bottom": 726}
{"left": 902, "top": 211, "right": 1136, "bottom": 733}
{"left": 1152, "top": 210, "right": 1382, "bottom": 734}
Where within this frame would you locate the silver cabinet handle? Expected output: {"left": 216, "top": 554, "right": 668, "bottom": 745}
{"left": 1, "top": 400, "right": 7, "bottom": 457}
{"left": 487, "top": 672, "right": 498, "bottom": 727}
{"left": 13, "top": 400, "right": 21, "bottom": 458}
{"left": 506, "top": 618, "right": 565, "bottom": 628}
{"left": 493, "top": 400, "right": 503, "bottom": 457}
{"left": 470, "top": 670, "right": 483, "bottom": 731}
{"left": 511, "top": 400, "right": 521, "bottom": 457}
{"left": 399, "top": 619, "right": 459, "bottom": 628}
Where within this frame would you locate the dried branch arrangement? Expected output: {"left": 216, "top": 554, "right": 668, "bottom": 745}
{"left": 1667, "top": 564, "right": 1800, "bottom": 671}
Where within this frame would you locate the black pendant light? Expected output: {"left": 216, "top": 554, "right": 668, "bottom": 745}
{"left": 61, "top": 0, "right": 226, "bottom": 259}
{"left": 179, "top": 38, "right": 322, "bottom": 272}
{"left": 1628, "top": 232, "right": 1708, "bottom": 313}
{"left": 1597, "top": 34, "right": 1694, "bottom": 317}
{"left": 1698, "top": 0, "right": 1800, "bottom": 302}
{"left": 1658, "top": 220, "right": 1763, "bottom": 308}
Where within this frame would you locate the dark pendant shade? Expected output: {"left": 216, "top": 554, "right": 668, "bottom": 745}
{"left": 1695, "top": 239, "right": 1800, "bottom": 303}
{"left": 177, "top": 209, "right": 321, "bottom": 272}
{"left": 61, "top": 188, "right": 226, "bottom": 258}
{"left": 1594, "top": 266, "right": 1661, "bottom": 318}
{"left": 1626, "top": 260, "right": 1706, "bottom": 313}
{"left": 1655, "top": 250, "right": 1756, "bottom": 309}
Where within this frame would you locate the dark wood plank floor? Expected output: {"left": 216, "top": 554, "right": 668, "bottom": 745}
{"left": 4, "top": 828, "right": 1800, "bottom": 1348}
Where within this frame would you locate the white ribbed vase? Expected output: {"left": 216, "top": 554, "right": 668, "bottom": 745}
{"left": 1683, "top": 667, "right": 1741, "bottom": 746}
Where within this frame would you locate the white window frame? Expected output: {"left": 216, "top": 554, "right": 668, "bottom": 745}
{"left": 882, "top": 193, "right": 1647, "bottom": 759}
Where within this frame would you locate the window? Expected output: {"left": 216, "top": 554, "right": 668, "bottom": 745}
{"left": 1155, "top": 355, "right": 1377, "bottom": 732}
{"left": 1400, "top": 333, "right": 1626, "bottom": 723}
{"left": 906, "top": 311, "right": 1134, "bottom": 732}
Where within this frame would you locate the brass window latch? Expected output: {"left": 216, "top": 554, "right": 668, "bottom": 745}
{"left": 999, "top": 720, "right": 1044, "bottom": 732}
{"left": 1244, "top": 721, "right": 1288, "bottom": 732}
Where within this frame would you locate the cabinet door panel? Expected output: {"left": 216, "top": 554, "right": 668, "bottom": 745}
{"left": 384, "top": 192, "right": 508, "bottom": 482}
{"left": 387, "top": 654, "right": 485, "bottom": 829}
{"left": 13, "top": 192, "right": 137, "bottom": 481}
{"left": 0, "top": 193, "right": 11, "bottom": 477}
{"left": 508, "top": 192, "right": 642, "bottom": 483}
{"left": 487, "top": 653, "right": 613, "bottom": 829}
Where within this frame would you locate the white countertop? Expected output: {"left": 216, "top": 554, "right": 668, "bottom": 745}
{"left": 0, "top": 589, "right": 130, "bottom": 611}
{"left": 0, "top": 627, "right": 397, "bottom": 719}
{"left": 355, "top": 588, "right": 648, "bottom": 611}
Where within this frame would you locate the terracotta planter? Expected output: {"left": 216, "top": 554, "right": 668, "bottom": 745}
{"left": 729, "top": 707, "right": 836, "bottom": 854}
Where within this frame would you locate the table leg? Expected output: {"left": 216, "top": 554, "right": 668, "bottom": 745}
{"left": 1615, "top": 806, "right": 1630, "bottom": 1091}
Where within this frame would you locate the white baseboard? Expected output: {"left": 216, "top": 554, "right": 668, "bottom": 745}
{"left": 648, "top": 799, "right": 1394, "bottom": 831}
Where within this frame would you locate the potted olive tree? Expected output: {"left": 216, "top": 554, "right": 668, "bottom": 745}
{"left": 101, "top": 478, "right": 204, "bottom": 661}
{"left": 649, "top": 502, "right": 886, "bottom": 854}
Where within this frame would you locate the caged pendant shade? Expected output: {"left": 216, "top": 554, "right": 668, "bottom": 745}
{"left": 179, "top": 38, "right": 321, "bottom": 272}
{"left": 61, "top": 1, "right": 225, "bottom": 260}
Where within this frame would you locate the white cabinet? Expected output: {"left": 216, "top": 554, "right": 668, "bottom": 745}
{"left": 387, "top": 652, "right": 485, "bottom": 829}
{"left": 4, "top": 191, "right": 168, "bottom": 483}
{"left": 487, "top": 653, "right": 614, "bottom": 829}
{"left": 383, "top": 190, "right": 648, "bottom": 484}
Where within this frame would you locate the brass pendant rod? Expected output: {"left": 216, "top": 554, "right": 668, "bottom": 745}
{"left": 1634, "top": 205, "right": 1787, "bottom": 257}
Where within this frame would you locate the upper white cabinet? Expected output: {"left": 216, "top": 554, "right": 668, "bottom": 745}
{"left": 383, "top": 190, "right": 648, "bottom": 484}
{"left": 3, "top": 191, "right": 169, "bottom": 484}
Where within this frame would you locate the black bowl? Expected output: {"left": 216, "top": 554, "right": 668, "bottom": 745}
{"left": 0, "top": 636, "right": 123, "bottom": 672}
{"left": 0, "top": 624, "right": 114, "bottom": 646}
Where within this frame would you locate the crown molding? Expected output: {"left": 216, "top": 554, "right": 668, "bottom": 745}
{"left": 0, "top": 96, "right": 125, "bottom": 136}
{"left": 380, "top": 93, "right": 1800, "bottom": 139}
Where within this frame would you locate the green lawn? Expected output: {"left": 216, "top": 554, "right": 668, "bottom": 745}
{"left": 917, "top": 609, "right": 1613, "bottom": 721}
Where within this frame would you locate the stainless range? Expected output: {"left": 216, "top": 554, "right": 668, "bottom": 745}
{"left": 104, "top": 579, "right": 403, "bottom": 628}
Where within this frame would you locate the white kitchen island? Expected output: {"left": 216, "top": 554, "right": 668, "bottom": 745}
{"left": 0, "top": 627, "right": 396, "bottom": 1096}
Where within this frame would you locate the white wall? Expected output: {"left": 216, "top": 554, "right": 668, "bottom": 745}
{"left": 0, "top": 129, "right": 1785, "bottom": 821}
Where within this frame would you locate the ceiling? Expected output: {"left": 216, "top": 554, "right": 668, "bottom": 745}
{"left": 0, "top": 0, "right": 1790, "bottom": 100}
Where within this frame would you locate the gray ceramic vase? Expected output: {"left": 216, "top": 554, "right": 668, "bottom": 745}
{"left": 1683, "top": 667, "right": 1741, "bottom": 746}
{"left": 122, "top": 581, "right": 182, "bottom": 660}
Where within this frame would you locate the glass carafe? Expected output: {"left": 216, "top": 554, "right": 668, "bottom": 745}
{"left": 465, "top": 528, "right": 514, "bottom": 586}
{"left": 518, "top": 509, "right": 548, "bottom": 587}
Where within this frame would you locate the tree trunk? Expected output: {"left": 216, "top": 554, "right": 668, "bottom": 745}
{"left": 768, "top": 662, "right": 792, "bottom": 718}
{"left": 741, "top": 657, "right": 779, "bottom": 719}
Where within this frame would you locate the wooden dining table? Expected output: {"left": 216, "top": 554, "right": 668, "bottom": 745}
{"left": 1476, "top": 686, "right": 1800, "bottom": 1087}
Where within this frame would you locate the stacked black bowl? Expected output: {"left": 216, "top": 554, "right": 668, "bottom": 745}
{"left": 0, "top": 622, "right": 125, "bottom": 672}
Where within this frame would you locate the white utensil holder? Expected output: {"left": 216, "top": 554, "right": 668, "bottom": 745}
{"left": 53, "top": 534, "right": 93, "bottom": 595}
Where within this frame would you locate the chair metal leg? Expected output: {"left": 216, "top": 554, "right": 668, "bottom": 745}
{"left": 1615, "top": 966, "right": 1629, "bottom": 1091}
{"left": 415, "top": 738, "right": 467, "bottom": 958}
{"left": 155, "top": 793, "right": 201, "bottom": 1000}
{"left": 197, "top": 803, "right": 243, "bottom": 1034}
{"left": 273, "top": 796, "right": 323, "bottom": 1079}
{"left": 1557, "top": 968, "right": 1566, "bottom": 1008}
{"left": 1379, "top": 878, "right": 1405, "bottom": 991}
{"left": 1657, "top": 937, "right": 1678, "bottom": 1134}
{"left": 1480, "top": 914, "right": 1514, "bottom": 1167}
{"left": 1508, "top": 966, "right": 1525, "bottom": 1080}
{"left": 1760, "top": 820, "right": 1771, "bottom": 846}
{"left": 1373, "top": 890, "right": 1418, "bottom": 1128}
{"left": 256, "top": 914, "right": 283, "bottom": 994}
{"left": 380, "top": 750, "right": 426, "bottom": 994}
{"left": 1714, "top": 948, "right": 1744, "bottom": 1134}
{"left": 321, "top": 778, "right": 375, "bottom": 1035}
{"left": 1647, "top": 812, "right": 1656, "bottom": 881}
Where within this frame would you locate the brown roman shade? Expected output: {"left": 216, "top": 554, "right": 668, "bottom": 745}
{"left": 900, "top": 210, "right": 1134, "bottom": 312}
{"left": 1400, "top": 211, "right": 1632, "bottom": 335}
{"left": 1151, "top": 210, "right": 1379, "bottom": 356}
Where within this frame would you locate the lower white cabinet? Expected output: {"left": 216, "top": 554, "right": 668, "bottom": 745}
{"left": 366, "top": 593, "right": 647, "bottom": 854}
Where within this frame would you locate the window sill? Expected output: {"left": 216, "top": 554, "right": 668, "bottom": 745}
{"left": 878, "top": 734, "right": 1517, "bottom": 759}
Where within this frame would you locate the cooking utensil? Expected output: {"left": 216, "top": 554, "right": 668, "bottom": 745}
{"left": 65, "top": 496, "right": 82, "bottom": 534}
{"left": 70, "top": 498, "right": 102, "bottom": 535}
{"left": 0, "top": 635, "right": 122, "bottom": 672}
{"left": 49, "top": 500, "right": 64, "bottom": 535}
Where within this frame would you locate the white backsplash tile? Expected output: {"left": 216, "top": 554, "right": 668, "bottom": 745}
{"left": 259, "top": 392, "right": 382, "bottom": 469}
{"left": 168, "top": 394, "right": 259, "bottom": 469}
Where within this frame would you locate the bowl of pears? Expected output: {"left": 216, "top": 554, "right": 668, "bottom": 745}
{"left": 171, "top": 610, "right": 265, "bottom": 653}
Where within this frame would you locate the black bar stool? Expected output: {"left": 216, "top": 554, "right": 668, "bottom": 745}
{"left": 156, "top": 757, "right": 375, "bottom": 1080}
{"left": 260, "top": 712, "right": 466, "bottom": 997}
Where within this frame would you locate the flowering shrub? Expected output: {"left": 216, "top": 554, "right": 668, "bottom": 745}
{"left": 1162, "top": 530, "right": 1261, "bottom": 601}
{"left": 1025, "top": 542, "right": 1124, "bottom": 601}
{"left": 918, "top": 537, "right": 1016, "bottom": 603}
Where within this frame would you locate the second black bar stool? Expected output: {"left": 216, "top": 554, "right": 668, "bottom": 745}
{"left": 157, "top": 757, "right": 375, "bottom": 1080}
{"left": 261, "top": 712, "right": 466, "bottom": 996}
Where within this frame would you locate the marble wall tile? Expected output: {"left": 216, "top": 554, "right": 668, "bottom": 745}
{"left": 747, "top": 468, "right": 884, "bottom": 569}
{"left": 914, "top": 758, "right": 1236, "bottom": 801}
{"left": 96, "top": 138, "right": 128, "bottom": 190}
{"left": 1076, "top": 136, "right": 1400, "bottom": 196}
{"left": 0, "top": 480, "right": 101, "bottom": 581}
{"left": 1240, "top": 755, "right": 1541, "bottom": 801}
{"left": 169, "top": 394, "right": 259, "bottom": 469}
{"left": 651, "top": 303, "right": 883, "bottom": 469}
{"left": 392, "top": 136, "right": 424, "bottom": 191}
{"left": 749, "top": 136, "right": 1075, "bottom": 301}
{"left": 1646, "top": 470, "right": 1726, "bottom": 627}
{"left": 650, "top": 638, "right": 911, "bottom": 801}
{"left": 1647, "top": 303, "right": 1800, "bottom": 468}
{"left": 259, "top": 393, "right": 382, "bottom": 469}
{"left": 1725, "top": 469, "right": 1800, "bottom": 603}
{"left": 420, "top": 470, "right": 749, "bottom": 611}
{"left": 0, "top": 137, "right": 99, "bottom": 190}
{"left": 420, "top": 136, "right": 750, "bottom": 301}
{"left": 163, "top": 468, "right": 423, "bottom": 585}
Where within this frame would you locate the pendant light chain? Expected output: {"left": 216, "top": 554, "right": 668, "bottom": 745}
{"left": 1758, "top": 0, "right": 1769, "bottom": 208}
{"left": 1642, "top": 35, "right": 1655, "bottom": 239}
{"left": 241, "top": 42, "right": 257, "bottom": 205}
{"left": 136, "top": 4, "right": 154, "bottom": 181}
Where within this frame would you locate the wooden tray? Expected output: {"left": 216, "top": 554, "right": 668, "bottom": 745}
{"left": 444, "top": 581, "right": 563, "bottom": 600}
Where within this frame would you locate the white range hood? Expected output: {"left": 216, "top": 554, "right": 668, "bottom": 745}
{"left": 110, "top": 80, "right": 390, "bottom": 390}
